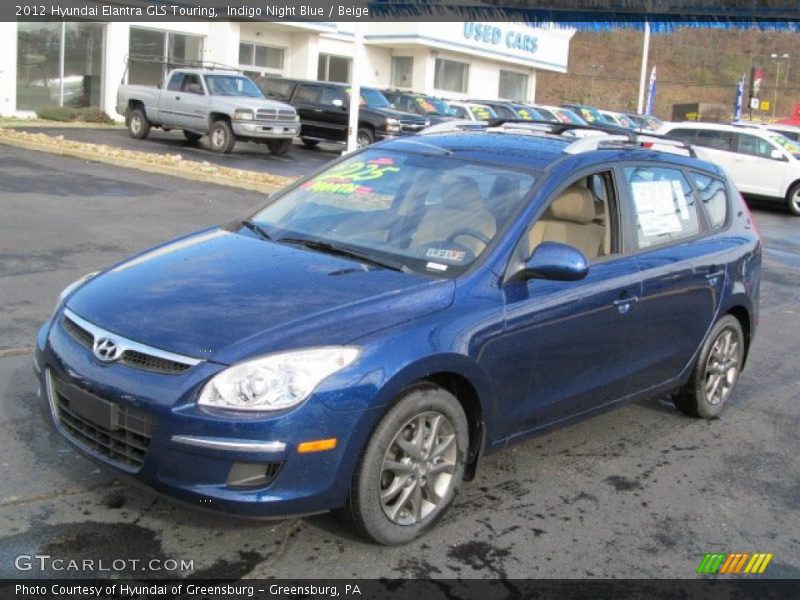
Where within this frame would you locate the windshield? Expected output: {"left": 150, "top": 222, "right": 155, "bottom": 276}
{"left": 768, "top": 133, "right": 800, "bottom": 159}
{"left": 204, "top": 75, "right": 263, "bottom": 98}
{"left": 573, "top": 106, "right": 608, "bottom": 124}
{"left": 513, "top": 105, "right": 543, "bottom": 121}
{"left": 556, "top": 108, "right": 586, "bottom": 124}
{"left": 248, "top": 150, "right": 538, "bottom": 277}
{"left": 469, "top": 104, "right": 498, "bottom": 120}
{"left": 413, "top": 96, "right": 446, "bottom": 115}
{"left": 429, "top": 98, "right": 451, "bottom": 115}
{"left": 348, "top": 88, "right": 392, "bottom": 108}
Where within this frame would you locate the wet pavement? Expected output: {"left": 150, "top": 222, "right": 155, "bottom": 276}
{"left": 1, "top": 146, "right": 798, "bottom": 580}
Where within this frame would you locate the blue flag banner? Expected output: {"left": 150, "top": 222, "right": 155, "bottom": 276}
{"left": 734, "top": 76, "right": 745, "bottom": 121}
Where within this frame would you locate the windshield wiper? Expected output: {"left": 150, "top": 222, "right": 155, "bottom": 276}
{"left": 277, "top": 237, "right": 407, "bottom": 273}
{"left": 241, "top": 220, "right": 273, "bottom": 241}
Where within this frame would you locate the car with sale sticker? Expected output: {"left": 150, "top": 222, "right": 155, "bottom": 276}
{"left": 34, "top": 120, "right": 761, "bottom": 545}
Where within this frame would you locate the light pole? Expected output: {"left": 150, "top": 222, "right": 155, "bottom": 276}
{"left": 771, "top": 53, "right": 789, "bottom": 119}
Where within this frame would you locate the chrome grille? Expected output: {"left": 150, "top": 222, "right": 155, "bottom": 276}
{"left": 255, "top": 108, "right": 296, "bottom": 122}
{"left": 61, "top": 310, "right": 199, "bottom": 375}
{"left": 400, "top": 120, "right": 426, "bottom": 132}
{"left": 47, "top": 371, "right": 154, "bottom": 470}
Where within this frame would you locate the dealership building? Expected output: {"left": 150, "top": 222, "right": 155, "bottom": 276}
{"left": 0, "top": 20, "right": 574, "bottom": 118}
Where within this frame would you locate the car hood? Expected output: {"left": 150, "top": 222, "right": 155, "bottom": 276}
{"left": 66, "top": 228, "right": 454, "bottom": 364}
{"left": 370, "top": 106, "right": 427, "bottom": 122}
{"left": 214, "top": 96, "right": 295, "bottom": 112}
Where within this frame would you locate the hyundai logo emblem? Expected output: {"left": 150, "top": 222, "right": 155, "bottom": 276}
{"left": 93, "top": 337, "right": 122, "bottom": 363}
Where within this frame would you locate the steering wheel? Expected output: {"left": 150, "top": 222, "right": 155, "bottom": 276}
{"left": 445, "top": 228, "right": 491, "bottom": 247}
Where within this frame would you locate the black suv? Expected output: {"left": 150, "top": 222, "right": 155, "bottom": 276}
{"left": 257, "top": 77, "right": 428, "bottom": 148}
{"left": 381, "top": 90, "right": 456, "bottom": 124}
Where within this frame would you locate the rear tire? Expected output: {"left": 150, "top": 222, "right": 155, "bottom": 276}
{"left": 343, "top": 385, "right": 468, "bottom": 545}
{"left": 786, "top": 182, "right": 800, "bottom": 216}
{"left": 183, "top": 131, "right": 202, "bottom": 144}
{"left": 267, "top": 139, "right": 293, "bottom": 156}
{"left": 208, "top": 119, "right": 235, "bottom": 154}
{"left": 674, "top": 315, "right": 745, "bottom": 419}
{"left": 127, "top": 108, "right": 150, "bottom": 140}
{"left": 302, "top": 138, "right": 320, "bottom": 148}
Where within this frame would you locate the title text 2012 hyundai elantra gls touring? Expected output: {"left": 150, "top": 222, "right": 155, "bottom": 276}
{"left": 33, "top": 124, "right": 761, "bottom": 544}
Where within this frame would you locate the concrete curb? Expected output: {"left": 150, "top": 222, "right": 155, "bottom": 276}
{"left": 0, "top": 134, "right": 291, "bottom": 194}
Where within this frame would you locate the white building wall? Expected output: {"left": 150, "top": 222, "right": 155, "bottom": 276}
{"left": 0, "top": 22, "right": 18, "bottom": 116}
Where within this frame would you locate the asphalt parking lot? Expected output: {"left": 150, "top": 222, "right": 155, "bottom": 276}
{"left": 16, "top": 126, "right": 343, "bottom": 179}
{"left": 1, "top": 145, "right": 799, "bottom": 580}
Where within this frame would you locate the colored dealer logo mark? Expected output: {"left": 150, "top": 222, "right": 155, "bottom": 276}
{"left": 696, "top": 552, "right": 773, "bottom": 575}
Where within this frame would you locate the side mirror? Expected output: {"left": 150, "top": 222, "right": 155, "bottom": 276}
{"left": 332, "top": 98, "right": 344, "bottom": 108}
{"left": 770, "top": 148, "right": 787, "bottom": 161}
{"left": 517, "top": 242, "right": 589, "bottom": 282}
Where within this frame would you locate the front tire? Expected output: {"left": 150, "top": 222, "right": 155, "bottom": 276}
{"left": 208, "top": 119, "right": 236, "bottom": 153}
{"left": 356, "top": 127, "right": 374, "bottom": 148}
{"left": 674, "top": 315, "right": 745, "bottom": 419}
{"left": 267, "top": 139, "right": 293, "bottom": 156}
{"left": 127, "top": 108, "right": 150, "bottom": 140}
{"left": 786, "top": 182, "right": 800, "bottom": 216}
{"left": 344, "top": 386, "right": 468, "bottom": 545}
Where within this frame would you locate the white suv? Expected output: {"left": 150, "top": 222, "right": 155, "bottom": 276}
{"left": 658, "top": 121, "right": 800, "bottom": 215}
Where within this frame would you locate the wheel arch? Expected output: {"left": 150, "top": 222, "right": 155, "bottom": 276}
{"left": 371, "top": 354, "right": 494, "bottom": 482}
{"left": 724, "top": 304, "right": 752, "bottom": 367}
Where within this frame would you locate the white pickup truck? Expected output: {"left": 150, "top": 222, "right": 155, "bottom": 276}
{"left": 117, "top": 68, "right": 299, "bottom": 155}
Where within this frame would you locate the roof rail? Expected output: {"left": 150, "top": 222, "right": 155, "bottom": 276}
{"left": 419, "top": 117, "right": 698, "bottom": 157}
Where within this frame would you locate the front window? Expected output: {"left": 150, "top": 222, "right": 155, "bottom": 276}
{"left": 348, "top": 88, "right": 391, "bottom": 108}
{"left": 434, "top": 58, "right": 469, "bottom": 93}
{"left": 204, "top": 75, "right": 263, "bottom": 98}
{"left": 247, "top": 150, "right": 538, "bottom": 277}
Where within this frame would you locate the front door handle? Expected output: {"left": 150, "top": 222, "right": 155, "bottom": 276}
{"left": 705, "top": 270, "right": 725, "bottom": 285}
{"left": 175, "top": 96, "right": 180, "bottom": 100}
{"left": 613, "top": 295, "right": 639, "bottom": 314}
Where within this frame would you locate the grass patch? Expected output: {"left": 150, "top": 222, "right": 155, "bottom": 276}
{"left": 35, "top": 106, "right": 114, "bottom": 124}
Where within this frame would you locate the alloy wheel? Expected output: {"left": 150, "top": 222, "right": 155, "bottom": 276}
{"left": 703, "top": 328, "right": 740, "bottom": 406}
{"left": 379, "top": 411, "right": 457, "bottom": 526}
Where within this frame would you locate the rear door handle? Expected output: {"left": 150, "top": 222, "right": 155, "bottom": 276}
{"left": 613, "top": 296, "right": 639, "bottom": 314}
{"left": 175, "top": 96, "right": 180, "bottom": 100}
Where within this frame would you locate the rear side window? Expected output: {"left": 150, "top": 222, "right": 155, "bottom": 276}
{"left": 167, "top": 73, "right": 184, "bottom": 91}
{"left": 294, "top": 84, "right": 320, "bottom": 104}
{"left": 737, "top": 133, "right": 775, "bottom": 158}
{"left": 321, "top": 86, "right": 346, "bottom": 105}
{"left": 696, "top": 129, "right": 734, "bottom": 151}
{"left": 624, "top": 166, "right": 702, "bottom": 249}
{"left": 665, "top": 128, "right": 696, "bottom": 144}
{"left": 691, "top": 172, "right": 728, "bottom": 229}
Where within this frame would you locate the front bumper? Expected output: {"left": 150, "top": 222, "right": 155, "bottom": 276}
{"left": 232, "top": 121, "right": 298, "bottom": 139}
{"left": 33, "top": 316, "right": 379, "bottom": 517}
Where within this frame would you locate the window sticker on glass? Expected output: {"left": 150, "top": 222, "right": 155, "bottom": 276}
{"left": 517, "top": 109, "right": 532, "bottom": 120}
{"left": 425, "top": 248, "right": 467, "bottom": 262}
{"left": 631, "top": 180, "right": 684, "bottom": 237}
{"left": 470, "top": 106, "right": 492, "bottom": 120}
{"left": 415, "top": 97, "right": 436, "bottom": 113}
{"left": 301, "top": 157, "right": 401, "bottom": 196}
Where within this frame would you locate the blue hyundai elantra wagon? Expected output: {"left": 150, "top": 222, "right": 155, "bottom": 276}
{"left": 33, "top": 122, "right": 761, "bottom": 544}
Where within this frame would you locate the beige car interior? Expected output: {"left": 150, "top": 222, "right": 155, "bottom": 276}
{"left": 410, "top": 175, "right": 497, "bottom": 256}
{"left": 527, "top": 178, "right": 610, "bottom": 260}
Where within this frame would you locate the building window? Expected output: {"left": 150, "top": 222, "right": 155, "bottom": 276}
{"left": 434, "top": 58, "right": 469, "bottom": 94}
{"left": 498, "top": 70, "right": 528, "bottom": 101}
{"left": 239, "top": 42, "right": 284, "bottom": 73}
{"left": 128, "top": 28, "right": 204, "bottom": 87}
{"left": 391, "top": 57, "right": 413, "bottom": 88}
{"left": 16, "top": 22, "right": 105, "bottom": 112}
{"left": 317, "top": 54, "right": 351, "bottom": 83}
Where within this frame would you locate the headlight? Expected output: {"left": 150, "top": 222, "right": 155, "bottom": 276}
{"left": 385, "top": 118, "right": 400, "bottom": 125}
{"left": 294, "top": 114, "right": 300, "bottom": 122}
{"left": 53, "top": 271, "right": 99, "bottom": 316}
{"left": 233, "top": 109, "right": 254, "bottom": 121}
{"left": 197, "top": 347, "right": 359, "bottom": 412}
